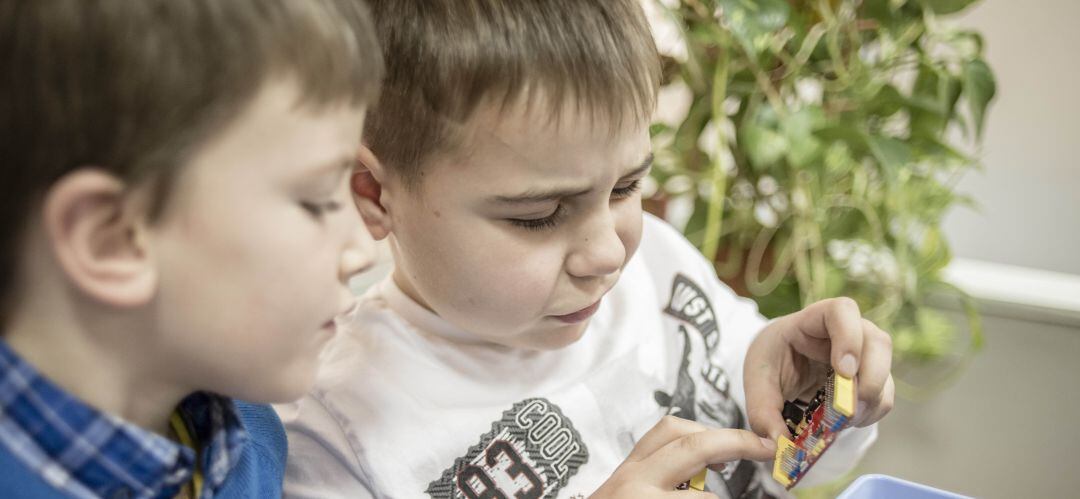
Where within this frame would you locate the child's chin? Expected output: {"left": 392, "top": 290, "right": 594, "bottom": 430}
{"left": 535, "top": 321, "right": 590, "bottom": 350}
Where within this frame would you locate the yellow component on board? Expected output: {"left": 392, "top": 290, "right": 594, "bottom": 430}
{"left": 833, "top": 373, "right": 855, "bottom": 417}
{"left": 771, "top": 435, "right": 796, "bottom": 487}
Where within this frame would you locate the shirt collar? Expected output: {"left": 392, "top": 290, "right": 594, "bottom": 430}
{"left": 0, "top": 339, "right": 247, "bottom": 499}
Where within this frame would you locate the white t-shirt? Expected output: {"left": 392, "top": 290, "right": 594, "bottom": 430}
{"left": 279, "top": 214, "right": 876, "bottom": 499}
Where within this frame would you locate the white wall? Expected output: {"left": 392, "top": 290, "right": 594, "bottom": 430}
{"left": 943, "top": 0, "right": 1080, "bottom": 275}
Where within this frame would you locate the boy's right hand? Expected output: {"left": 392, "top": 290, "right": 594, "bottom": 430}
{"left": 591, "top": 416, "right": 776, "bottom": 498}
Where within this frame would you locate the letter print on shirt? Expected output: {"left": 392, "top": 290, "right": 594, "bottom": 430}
{"left": 657, "top": 274, "right": 775, "bottom": 499}
{"left": 427, "top": 398, "right": 589, "bottom": 499}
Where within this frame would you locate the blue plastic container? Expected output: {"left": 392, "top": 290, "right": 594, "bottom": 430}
{"left": 837, "top": 474, "right": 970, "bottom": 499}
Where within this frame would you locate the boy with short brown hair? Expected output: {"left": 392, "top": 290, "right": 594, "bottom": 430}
{"left": 284, "top": 1, "right": 893, "bottom": 497}
{"left": 0, "top": 1, "right": 382, "bottom": 497}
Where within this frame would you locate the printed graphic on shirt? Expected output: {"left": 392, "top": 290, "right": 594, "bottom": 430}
{"left": 659, "top": 274, "right": 741, "bottom": 429}
{"left": 427, "top": 398, "right": 589, "bottom": 499}
{"left": 658, "top": 274, "right": 774, "bottom": 499}
{"left": 653, "top": 325, "right": 697, "bottom": 420}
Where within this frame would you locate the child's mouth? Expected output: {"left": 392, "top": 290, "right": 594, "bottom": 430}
{"left": 321, "top": 303, "right": 358, "bottom": 332}
{"left": 551, "top": 300, "right": 602, "bottom": 324}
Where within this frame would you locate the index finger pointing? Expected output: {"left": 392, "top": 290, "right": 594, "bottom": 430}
{"left": 641, "top": 429, "right": 776, "bottom": 488}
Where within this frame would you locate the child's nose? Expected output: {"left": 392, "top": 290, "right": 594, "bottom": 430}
{"left": 339, "top": 228, "right": 376, "bottom": 283}
{"left": 566, "top": 214, "right": 625, "bottom": 278}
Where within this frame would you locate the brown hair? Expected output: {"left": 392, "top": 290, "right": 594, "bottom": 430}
{"left": 363, "top": 0, "right": 660, "bottom": 188}
{"left": 0, "top": 0, "right": 384, "bottom": 324}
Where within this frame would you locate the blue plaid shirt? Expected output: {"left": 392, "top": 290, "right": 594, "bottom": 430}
{"left": 0, "top": 340, "right": 248, "bottom": 499}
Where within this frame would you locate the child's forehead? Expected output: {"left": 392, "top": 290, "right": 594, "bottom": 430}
{"left": 175, "top": 81, "right": 364, "bottom": 188}
{"left": 393, "top": 88, "right": 653, "bottom": 194}
{"left": 440, "top": 123, "right": 644, "bottom": 187}
{"left": 415, "top": 106, "right": 650, "bottom": 191}
{"left": 458, "top": 94, "right": 651, "bottom": 154}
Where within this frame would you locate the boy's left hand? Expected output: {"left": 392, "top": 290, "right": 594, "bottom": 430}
{"left": 744, "top": 298, "right": 895, "bottom": 440}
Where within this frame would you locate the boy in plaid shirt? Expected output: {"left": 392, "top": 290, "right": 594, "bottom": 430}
{"left": 0, "top": 1, "right": 382, "bottom": 497}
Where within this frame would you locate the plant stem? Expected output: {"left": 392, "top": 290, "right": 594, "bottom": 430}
{"left": 702, "top": 44, "right": 731, "bottom": 262}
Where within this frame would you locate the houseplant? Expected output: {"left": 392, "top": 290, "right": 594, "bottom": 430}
{"left": 646, "top": 0, "right": 996, "bottom": 396}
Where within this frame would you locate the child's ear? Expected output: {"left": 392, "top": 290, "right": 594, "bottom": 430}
{"left": 353, "top": 145, "right": 393, "bottom": 241}
{"left": 42, "top": 169, "right": 157, "bottom": 308}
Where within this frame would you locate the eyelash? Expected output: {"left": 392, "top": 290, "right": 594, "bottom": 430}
{"left": 508, "top": 179, "right": 643, "bottom": 231}
{"left": 301, "top": 200, "right": 343, "bottom": 218}
{"left": 509, "top": 205, "right": 566, "bottom": 231}
{"left": 611, "top": 179, "right": 642, "bottom": 199}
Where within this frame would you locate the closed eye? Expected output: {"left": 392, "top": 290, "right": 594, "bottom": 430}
{"left": 301, "top": 200, "right": 343, "bottom": 219}
{"left": 507, "top": 205, "right": 567, "bottom": 231}
{"left": 611, "top": 179, "right": 642, "bottom": 199}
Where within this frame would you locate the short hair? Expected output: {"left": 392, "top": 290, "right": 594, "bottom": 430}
{"left": 0, "top": 0, "right": 384, "bottom": 324}
{"left": 363, "top": 0, "right": 660, "bottom": 188}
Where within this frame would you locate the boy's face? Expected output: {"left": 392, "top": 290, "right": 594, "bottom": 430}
{"left": 384, "top": 101, "right": 651, "bottom": 350}
{"left": 146, "top": 80, "right": 372, "bottom": 402}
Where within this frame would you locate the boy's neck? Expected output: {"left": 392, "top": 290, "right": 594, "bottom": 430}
{"left": 4, "top": 302, "right": 189, "bottom": 437}
{"left": 392, "top": 267, "right": 433, "bottom": 313}
{"left": 1, "top": 230, "right": 192, "bottom": 438}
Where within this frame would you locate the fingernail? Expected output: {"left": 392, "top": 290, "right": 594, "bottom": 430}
{"left": 838, "top": 354, "right": 857, "bottom": 377}
{"left": 759, "top": 437, "right": 776, "bottom": 451}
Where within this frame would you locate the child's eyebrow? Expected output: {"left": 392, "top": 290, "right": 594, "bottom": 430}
{"left": 491, "top": 186, "right": 594, "bottom": 205}
{"left": 622, "top": 152, "right": 654, "bottom": 179}
{"left": 490, "top": 152, "right": 655, "bottom": 205}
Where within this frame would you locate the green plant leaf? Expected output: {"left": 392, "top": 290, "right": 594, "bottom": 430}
{"left": 868, "top": 135, "right": 912, "bottom": 172}
{"left": 867, "top": 84, "right": 905, "bottom": 118}
{"left": 953, "top": 30, "right": 985, "bottom": 56}
{"left": 861, "top": 0, "right": 896, "bottom": 22}
{"left": 908, "top": 64, "right": 962, "bottom": 140}
{"left": 782, "top": 106, "right": 825, "bottom": 137}
{"left": 914, "top": 308, "right": 955, "bottom": 357}
{"left": 916, "top": 226, "right": 952, "bottom": 276}
{"left": 824, "top": 263, "right": 847, "bottom": 298}
{"left": 892, "top": 307, "right": 956, "bottom": 360}
{"left": 924, "top": 280, "right": 985, "bottom": 351}
{"left": 916, "top": 0, "right": 980, "bottom": 15}
{"left": 910, "top": 135, "right": 972, "bottom": 165}
{"left": 817, "top": 124, "right": 870, "bottom": 158}
{"left": 781, "top": 107, "right": 825, "bottom": 167}
{"left": 787, "top": 136, "right": 823, "bottom": 168}
{"left": 963, "top": 58, "right": 996, "bottom": 139}
{"left": 822, "top": 142, "right": 855, "bottom": 175}
{"left": 717, "top": 0, "right": 791, "bottom": 56}
{"left": 741, "top": 123, "right": 788, "bottom": 168}
{"left": 683, "top": 196, "right": 712, "bottom": 248}
{"left": 861, "top": 0, "right": 923, "bottom": 33}
{"left": 908, "top": 65, "right": 943, "bottom": 139}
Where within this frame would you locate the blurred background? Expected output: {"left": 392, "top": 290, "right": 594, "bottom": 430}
{"left": 640, "top": 0, "right": 1079, "bottom": 497}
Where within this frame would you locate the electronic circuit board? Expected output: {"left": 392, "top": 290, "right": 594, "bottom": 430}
{"left": 771, "top": 369, "right": 855, "bottom": 489}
